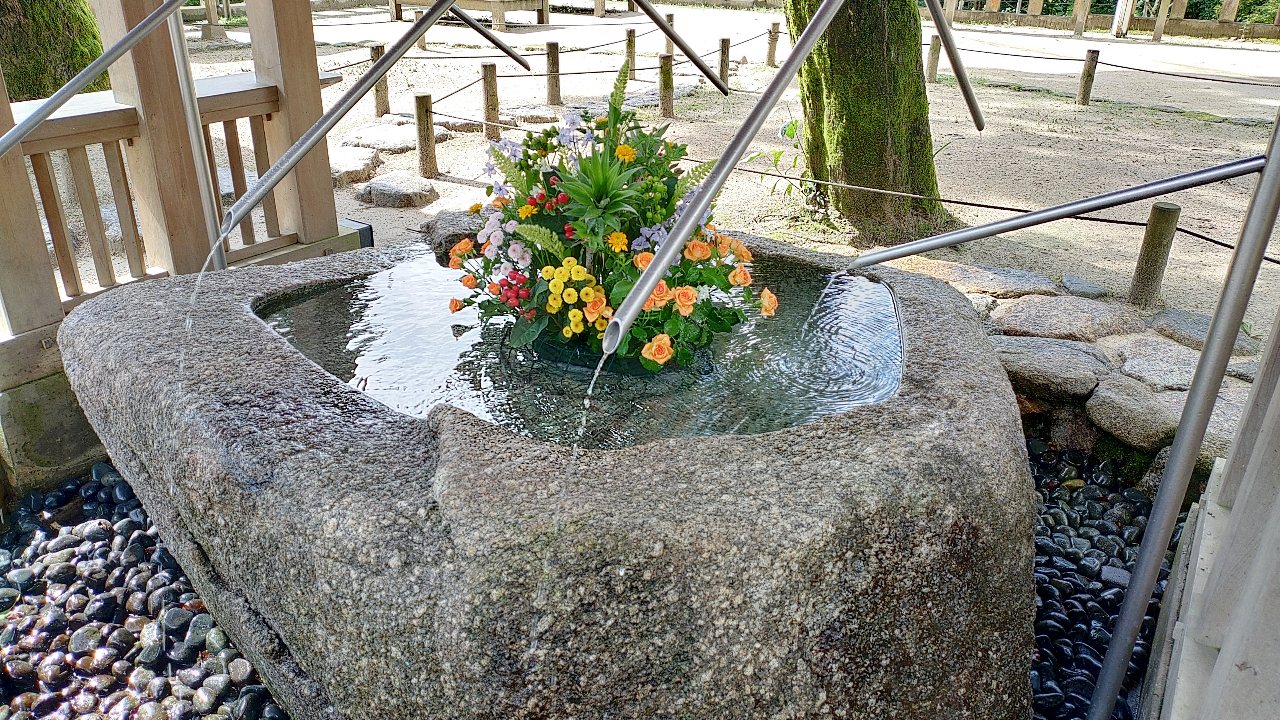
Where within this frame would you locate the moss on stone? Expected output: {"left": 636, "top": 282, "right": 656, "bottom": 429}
{"left": 0, "top": 0, "right": 109, "bottom": 102}
{"left": 782, "top": 0, "right": 947, "bottom": 244}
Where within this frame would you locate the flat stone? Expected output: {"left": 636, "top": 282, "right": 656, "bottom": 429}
{"left": 341, "top": 124, "right": 418, "bottom": 153}
{"left": 421, "top": 209, "right": 484, "bottom": 264}
{"left": 329, "top": 146, "right": 382, "bottom": 188}
{"left": 1153, "top": 308, "right": 1260, "bottom": 356}
{"left": 966, "top": 293, "right": 995, "bottom": 318}
{"left": 1086, "top": 375, "right": 1182, "bottom": 450}
{"left": 1061, "top": 273, "right": 1107, "bottom": 299}
{"left": 1098, "top": 332, "right": 1259, "bottom": 391}
{"left": 991, "top": 295, "right": 1144, "bottom": 342}
{"left": 378, "top": 114, "right": 455, "bottom": 141}
{"left": 989, "top": 336, "right": 1110, "bottom": 400}
{"left": 885, "top": 256, "right": 1060, "bottom": 298}
{"left": 356, "top": 171, "right": 440, "bottom": 208}
{"left": 504, "top": 104, "right": 560, "bottom": 124}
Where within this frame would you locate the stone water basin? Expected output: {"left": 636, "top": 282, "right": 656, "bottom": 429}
{"left": 59, "top": 236, "right": 1035, "bottom": 719}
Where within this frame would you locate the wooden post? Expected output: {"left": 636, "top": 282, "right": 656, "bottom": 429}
{"left": 372, "top": 46, "right": 390, "bottom": 117}
{"left": 1076, "top": 49, "right": 1100, "bottom": 106}
{"left": 659, "top": 53, "right": 674, "bottom": 119}
{"left": 546, "top": 41, "right": 561, "bottom": 105}
{"left": 984, "top": 0, "right": 1000, "bottom": 11}
{"left": 1072, "top": 0, "right": 1089, "bottom": 35}
{"left": 594, "top": 0, "right": 604, "bottom": 18}
{"left": 0, "top": 69, "right": 64, "bottom": 337}
{"left": 926, "top": 35, "right": 941, "bottom": 83}
{"left": 1172, "top": 0, "right": 1189, "bottom": 19}
{"left": 626, "top": 29, "right": 636, "bottom": 79}
{"left": 30, "top": 154, "right": 83, "bottom": 295}
{"left": 1219, "top": 0, "right": 1240, "bottom": 22}
{"left": 665, "top": 14, "right": 674, "bottom": 56}
{"left": 1153, "top": 0, "right": 1173, "bottom": 42}
{"left": 1112, "top": 0, "right": 1136, "bottom": 37}
{"left": 482, "top": 63, "right": 500, "bottom": 141}
{"left": 767, "top": 22, "right": 780, "bottom": 67}
{"left": 627, "top": 0, "right": 635, "bottom": 10}
{"left": 1128, "top": 201, "right": 1180, "bottom": 309}
{"left": 389, "top": 0, "right": 402, "bottom": 21}
{"left": 416, "top": 94, "right": 438, "bottom": 179}
{"left": 1275, "top": 4, "right": 1280, "bottom": 25}
{"left": 201, "top": 0, "right": 226, "bottom": 40}
{"left": 944, "top": 0, "right": 959, "bottom": 23}
{"left": 1027, "top": 0, "right": 1044, "bottom": 14}
{"left": 719, "top": 38, "right": 730, "bottom": 86}
{"left": 89, "top": 0, "right": 215, "bottom": 275}
{"left": 245, "top": 0, "right": 339, "bottom": 244}
{"left": 415, "top": 10, "right": 427, "bottom": 50}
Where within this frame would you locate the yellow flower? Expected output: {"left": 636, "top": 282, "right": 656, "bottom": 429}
{"left": 563, "top": 287, "right": 579, "bottom": 304}
{"left": 570, "top": 265, "right": 588, "bottom": 281}
{"left": 562, "top": 256, "right": 578, "bottom": 268}
{"left": 570, "top": 320, "right": 585, "bottom": 334}
{"left": 518, "top": 204, "right": 538, "bottom": 220}
{"left": 594, "top": 318, "right": 608, "bottom": 331}
{"left": 468, "top": 202, "right": 483, "bottom": 214}
{"left": 615, "top": 144, "right": 637, "bottom": 163}
{"left": 553, "top": 267, "right": 570, "bottom": 283}
{"left": 549, "top": 278, "right": 565, "bottom": 294}
{"left": 540, "top": 265, "right": 556, "bottom": 280}
{"left": 579, "top": 286, "right": 597, "bottom": 303}
{"left": 546, "top": 300, "right": 562, "bottom": 313}
{"left": 568, "top": 309, "right": 584, "bottom": 323}
{"left": 562, "top": 325, "right": 574, "bottom": 338}
{"left": 608, "top": 231, "right": 629, "bottom": 253}
{"left": 595, "top": 116, "right": 608, "bottom": 126}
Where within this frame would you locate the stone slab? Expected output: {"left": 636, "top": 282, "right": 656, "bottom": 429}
{"left": 989, "top": 335, "right": 1111, "bottom": 400}
{"left": 886, "top": 256, "right": 1060, "bottom": 299}
{"left": 1061, "top": 273, "right": 1107, "bottom": 299}
{"left": 341, "top": 124, "right": 419, "bottom": 154}
{"left": 58, "top": 237, "right": 1035, "bottom": 720}
{"left": 991, "top": 295, "right": 1144, "bottom": 342}
{"left": 1153, "top": 308, "right": 1260, "bottom": 356}
{"left": 355, "top": 171, "right": 440, "bottom": 208}
{"left": 329, "top": 146, "right": 382, "bottom": 188}
{"left": 1098, "top": 332, "right": 1260, "bottom": 391}
{"left": 421, "top": 209, "right": 483, "bottom": 265}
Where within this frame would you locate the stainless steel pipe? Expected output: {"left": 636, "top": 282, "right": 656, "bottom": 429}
{"left": 218, "top": 0, "right": 459, "bottom": 241}
{"left": 849, "top": 154, "right": 1267, "bottom": 270}
{"left": 1086, "top": 111, "right": 1280, "bottom": 720}
{"left": 602, "top": 0, "right": 846, "bottom": 355}
{"left": 632, "top": 0, "right": 731, "bottom": 96}
{"left": 447, "top": 7, "right": 532, "bottom": 70}
{"left": 923, "top": 0, "right": 985, "bottom": 131}
{"left": 0, "top": 0, "right": 187, "bottom": 159}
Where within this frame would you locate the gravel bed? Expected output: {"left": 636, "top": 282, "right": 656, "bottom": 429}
{"left": 1028, "top": 437, "right": 1186, "bottom": 720}
{"left": 0, "top": 463, "right": 287, "bottom": 720}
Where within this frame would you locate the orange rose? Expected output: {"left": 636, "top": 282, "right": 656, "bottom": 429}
{"left": 450, "top": 237, "right": 474, "bottom": 256}
{"left": 449, "top": 298, "right": 465, "bottom": 314}
{"left": 584, "top": 295, "right": 609, "bottom": 323}
{"left": 633, "top": 252, "right": 655, "bottom": 270}
{"left": 759, "top": 288, "right": 778, "bottom": 318}
{"left": 487, "top": 282, "right": 502, "bottom": 296}
{"left": 491, "top": 196, "right": 510, "bottom": 209}
{"left": 461, "top": 275, "right": 478, "bottom": 289}
{"left": 480, "top": 241, "right": 491, "bottom": 256}
{"left": 642, "top": 280, "right": 672, "bottom": 311}
{"left": 672, "top": 285, "right": 698, "bottom": 317}
{"left": 728, "top": 263, "right": 752, "bottom": 287}
{"left": 448, "top": 256, "right": 463, "bottom": 270}
{"left": 641, "top": 333, "right": 674, "bottom": 366}
{"left": 716, "top": 235, "right": 732, "bottom": 258}
{"left": 732, "top": 239, "right": 754, "bottom": 263}
{"left": 683, "top": 240, "right": 711, "bottom": 262}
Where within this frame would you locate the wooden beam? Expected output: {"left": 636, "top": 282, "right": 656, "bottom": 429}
{"left": 101, "top": 141, "right": 147, "bottom": 279}
{"left": 30, "top": 153, "right": 84, "bottom": 297}
{"left": 0, "top": 322, "right": 64, "bottom": 393}
{"left": 222, "top": 119, "right": 256, "bottom": 244}
{"left": 246, "top": 0, "right": 339, "bottom": 244}
{"left": 66, "top": 146, "right": 117, "bottom": 289}
{"left": 0, "top": 68, "right": 65, "bottom": 337}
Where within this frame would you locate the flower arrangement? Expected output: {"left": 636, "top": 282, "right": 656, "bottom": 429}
{"left": 448, "top": 64, "right": 777, "bottom": 372}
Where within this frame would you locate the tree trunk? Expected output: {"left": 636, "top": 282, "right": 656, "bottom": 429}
{"left": 0, "top": 0, "right": 108, "bottom": 102}
{"left": 782, "top": 0, "right": 945, "bottom": 244}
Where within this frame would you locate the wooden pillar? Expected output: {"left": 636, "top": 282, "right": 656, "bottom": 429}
{"left": 1275, "top": 4, "right": 1280, "bottom": 25}
{"left": 1171, "top": 0, "right": 1188, "bottom": 19}
{"left": 665, "top": 14, "right": 674, "bottom": 55}
{"left": 1153, "top": 0, "right": 1173, "bottom": 42}
{"left": 984, "top": 0, "right": 1000, "bottom": 12}
{"left": 482, "top": 63, "right": 500, "bottom": 141}
{"left": 246, "top": 0, "right": 339, "bottom": 244}
{"left": 546, "top": 41, "right": 561, "bottom": 105}
{"left": 626, "top": 29, "right": 636, "bottom": 79}
{"left": 659, "top": 53, "right": 674, "bottom": 119}
{"left": 1128, "top": 202, "right": 1179, "bottom": 308}
{"left": 594, "top": 0, "right": 604, "bottom": 18}
{"left": 719, "top": 38, "right": 730, "bottom": 86}
{"left": 416, "top": 94, "right": 438, "bottom": 179}
{"left": 0, "top": 69, "right": 64, "bottom": 337}
{"left": 89, "top": 0, "right": 213, "bottom": 276}
{"left": 767, "top": 22, "right": 780, "bottom": 67}
{"left": 926, "top": 35, "right": 941, "bottom": 83}
{"left": 1072, "top": 0, "right": 1089, "bottom": 35}
{"left": 944, "top": 0, "right": 959, "bottom": 23}
{"left": 389, "top": 0, "right": 403, "bottom": 21}
{"left": 415, "top": 10, "right": 427, "bottom": 50}
{"left": 371, "top": 46, "right": 390, "bottom": 117}
{"left": 1027, "top": 0, "right": 1044, "bottom": 15}
{"left": 1219, "top": 0, "right": 1240, "bottom": 22}
{"left": 1112, "top": 0, "right": 1136, "bottom": 37}
{"left": 1076, "top": 49, "right": 1100, "bottom": 105}
{"left": 201, "top": 0, "right": 226, "bottom": 40}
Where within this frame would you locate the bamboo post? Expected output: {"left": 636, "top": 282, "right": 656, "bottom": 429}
{"left": 416, "top": 93, "right": 438, "bottom": 179}
{"left": 482, "top": 63, "right": 500, "bottom": 141}
{"left": 1072, "top": 0, "right": 1089, "bottom": 36}
{"left": 415, "top": 10, "right": 427, "bottom": 50}
{"left": 546, "top": 41, "right": 561, "bottom": 105}
{"left": 372, "top": 46, "right": 390, "bottom": 117}
{"left": 1128, "top": 201, "right": 1180, "bottom": 309}
{"left": 665, "top": 14, "right": 674, "bottom": 55}
{"left": 1077, "top": 49, "right": 1099, "bottom": 106}
{"left": 626, "top": 29, "right": 636, "bottom": 79}
{"left": 767, "top": 22, "right": 780, "bottom": 67}
{"left": 1153, "top": 0, "right": 1173, "bottom": 42}
{"left": 719, "top": 38, "right": 730, "bottom": 86}
{"left": 926, "top": 35, "right": 941, "bottom": 83}
{"left": 659, "top": 53, "right": 674, "bottom": 118}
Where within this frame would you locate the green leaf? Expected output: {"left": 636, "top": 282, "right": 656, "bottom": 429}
{"left": 674, "top": 159, "right": 716, "bottom": 201}
{"left": 514, "top": 224, "right": 565, "bottom": 258}
{"left": 664, "top": 315, "right": 684, "bottom": 338}
{"left": 611, "top": 61, "right": 629, "bottom": 115}
{"left": 639, "top": 356, "right": 662, "bottom": 373}
{"left": 609, "top": 279, "right": 634, "bottom": 307}
{"left": 509, "top": 314, "right": 549, "bottom": 348}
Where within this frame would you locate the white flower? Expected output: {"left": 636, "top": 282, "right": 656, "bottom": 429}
{"left": 503, "top": 220, "right": 518, "bottom": 232}
{"left": 477, "top": 228, "right": 491, "bottom": 243}
{"left": 496, "top": 262, "right": 514, "bottom": 278}
{"left": 483, "top": 242, "right": 500, "bottom": 259}
{"left": 489, "top": 230, "right": 505, "bottom": 245}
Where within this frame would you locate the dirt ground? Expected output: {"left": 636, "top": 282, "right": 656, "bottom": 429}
{"left": 179, "top": 1, "right": 1280, "bottom": 337}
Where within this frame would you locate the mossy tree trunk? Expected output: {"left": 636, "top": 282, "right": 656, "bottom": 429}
{"left": 783, "top": 0, "right": 945, "bottom": 244}
{"left": 0, "top": 0, "right": 108, "bottom": 102}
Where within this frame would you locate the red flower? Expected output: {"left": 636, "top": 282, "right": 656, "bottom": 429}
{"left": 548, "top": 176, "right": 560, "bottom": 186}
{"left": 564, "top": 223, "right": 575, "bottom": 238}
{"left": 527, "top": 197, "right": 538, "bottom": 206}
{"left": 557, "top": 192, "right": 569, "bottom": 205}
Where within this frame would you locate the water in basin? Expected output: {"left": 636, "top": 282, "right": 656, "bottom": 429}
{"left": 260, "top": 250, "right": 902, "bottom": 449}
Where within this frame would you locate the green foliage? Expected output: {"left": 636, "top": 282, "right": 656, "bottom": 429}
{"left": 558, "top": 152, "right": 640, "bottom": 242}
{"left": 674, "top": 160, "right": 716, "bottom": 201}
{"left": 0, "top": 0, "right": 109, "bottom": 102}
{"left": 514, "top": 224, "right": 566, "bottom": 258}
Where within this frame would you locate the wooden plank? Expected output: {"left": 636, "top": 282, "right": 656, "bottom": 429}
{"left": 246, "top": 0, "right": 339, "bottom": 244}
{"left": 1221, "top": 304, "right": 1280, "bottom": 508}
{"left": 1219, "top": 0, "right": 1240, "bottom": 22}
{"left": 30, "top": 153, "right": 84, "bottom": 297}
{"left": 201, "top": 124, "right": 229, "bottom": 252}
{"left": 0, "top": 322, "right": 64, "bottom": 392}
{"left": 222, "top": 119, "right": 255, "bottom": 245}
{"left": 0, "top": 69, "right": 65, "bottom": 336}
{"left": 1027, "top": 0, "right": 1044, "bottom": 15}
{"left": 248, "top": 115, "right": 281, "bottom": 238}
{"left": 225, "top": 233, "right": 299, "bottom": 263}
{"left": 65, "top": 145, "right": 116, "bottom": 289}
{"left": 101, "top": 141, "right": 147, "bottom": 279}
